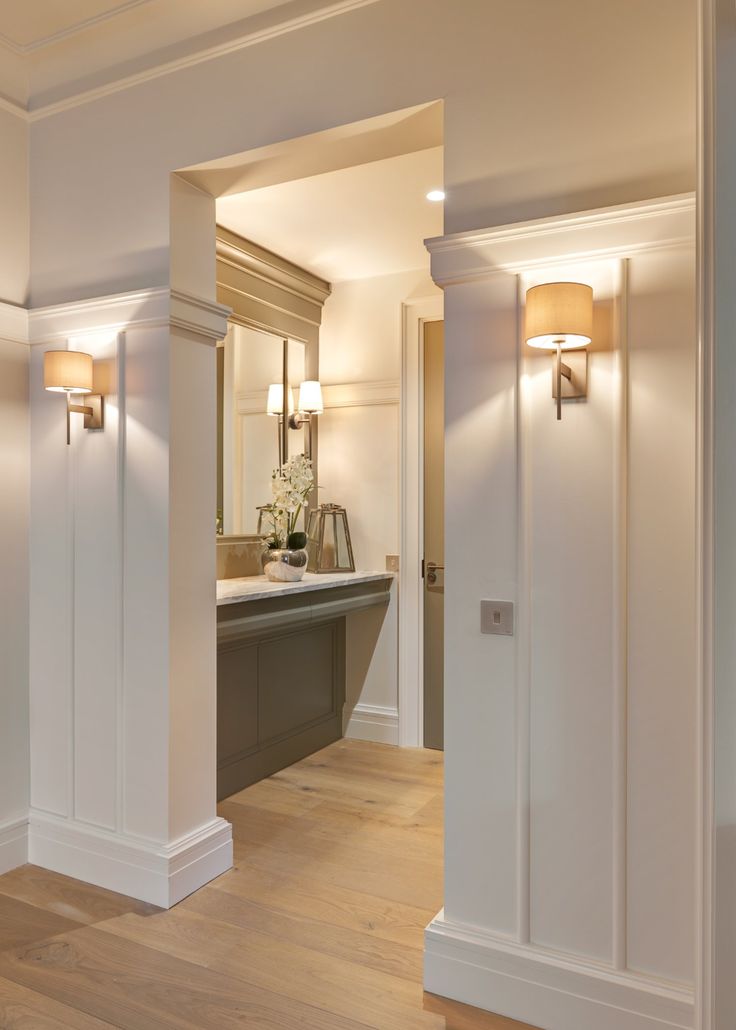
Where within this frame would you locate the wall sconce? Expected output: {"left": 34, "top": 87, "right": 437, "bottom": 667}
{"left": 289, "top": 381, "right": 323, "bottom": 461}
{"left": 525, "top": 282, "right": 593, "bottom": 420}
{"left": 266, "top": 383, "right": 294, "bottom": 467}
{"left": 43, "top": 350, "right": 104, "bottom": 444}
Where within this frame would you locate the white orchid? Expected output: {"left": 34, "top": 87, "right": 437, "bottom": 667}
{"left": 262, "top": 454, "right": 314, "bottom": 549}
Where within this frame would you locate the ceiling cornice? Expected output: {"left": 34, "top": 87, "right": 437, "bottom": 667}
{"left": 0, "top": 0, "right": 153, "bottom": 55}
{"left": 11, "top": 0, "right": 380, "bottom": 124}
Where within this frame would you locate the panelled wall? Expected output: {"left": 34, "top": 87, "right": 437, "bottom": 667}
{"left": 26, "top": 290, "right": 233, "bottom": 907}
{"left": 0, "top": 102, "right": 30, "bottom": 874}
{"left": 318, "top": 269, "right": 440, "bottom": 743}
{"left": 0, "top": 321, "right": 30, "bottom": 875}
{"left": 424, "top": 196, "right": 698, "bottom": 1030}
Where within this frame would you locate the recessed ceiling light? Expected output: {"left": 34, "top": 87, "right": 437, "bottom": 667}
{"left": 426, "top": 189, "right": 445, "bottom": 202}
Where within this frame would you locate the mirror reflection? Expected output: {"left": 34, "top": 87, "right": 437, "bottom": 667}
{"left": 217, "top": 324, "right": 305, "bottom": 536}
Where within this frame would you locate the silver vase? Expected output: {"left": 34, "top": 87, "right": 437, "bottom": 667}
{"left": 261, "top": 547, "right": 308, "bottom": 583}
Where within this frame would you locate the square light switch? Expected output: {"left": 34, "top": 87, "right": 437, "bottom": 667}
{"left": 481, "top": 600, "right": 514, "bottom": 636}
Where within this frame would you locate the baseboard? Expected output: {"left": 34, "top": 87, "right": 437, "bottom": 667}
{"left": 0, "top": 816, "right": 29, "bottom": 875}
{"left": 345, "top": 703, "right": 399, "bottom": 745}
{"left": 424, "top": 912, "right": 695, "bottom": 1030}
{"left": 28, "top": 811, "right": 233, "bottom": 909}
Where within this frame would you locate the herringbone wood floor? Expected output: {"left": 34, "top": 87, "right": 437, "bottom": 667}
{"left": 0, "top": 739, "right": 536, "bottom": 1029}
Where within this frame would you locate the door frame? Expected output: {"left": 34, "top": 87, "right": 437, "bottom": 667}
{"left": 399, "top": 294, "right": 443, "bottom": 747}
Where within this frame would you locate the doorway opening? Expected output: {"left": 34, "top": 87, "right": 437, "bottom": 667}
{"left": 173, "top": 101, "right": 446, "bottom": 801}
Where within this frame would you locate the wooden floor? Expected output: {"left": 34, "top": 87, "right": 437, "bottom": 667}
{"left": 0, "top": 740, "right": 536, "bottom": 1029}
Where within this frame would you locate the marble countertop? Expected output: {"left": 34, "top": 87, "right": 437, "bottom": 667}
{"left": 217, "top": 570, "right": 394, "bottom": 606}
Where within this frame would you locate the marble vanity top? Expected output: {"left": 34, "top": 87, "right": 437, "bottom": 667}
{"left": 216, "top": 570, "right": 394, "bottom": 606}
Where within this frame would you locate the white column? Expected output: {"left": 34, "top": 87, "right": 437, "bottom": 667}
{"left": 27, "top": 288, "right": 232, "bottom": 907}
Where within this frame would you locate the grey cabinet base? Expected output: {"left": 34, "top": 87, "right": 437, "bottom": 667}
{"left": 217, "top": 613, "right": 346, "bottom": 802}
{"left": 217, "top": 712, "right": 342, "bottom": 801}
{"left": 216, "top": 577, "right": 391, "bottom": 802}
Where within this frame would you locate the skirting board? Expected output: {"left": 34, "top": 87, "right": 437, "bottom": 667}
{"left": 28, "top": 811, "right": 233, "bottom": 909}
{"left": 345, "top": 703, "right": 399, "bottom": 745}
{"left": 0, "top": 816, "right": 29, "bottom": 875}
{"left": 424, "top": 912, "right": 694, "bottom": 1030}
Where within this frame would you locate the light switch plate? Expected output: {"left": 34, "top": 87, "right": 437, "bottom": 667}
{"left": 481, "top": 600, "right": 514, "bottom": 636}
{"left": 385, "top": 554, "right": 399, "bottom": 573}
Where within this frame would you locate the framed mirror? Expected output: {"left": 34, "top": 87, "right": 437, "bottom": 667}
{"left": 218, "top": 325, "right": 307, "bottom": 537}
{"left": 214, "top": 226, "right": 330, "bottom": 549}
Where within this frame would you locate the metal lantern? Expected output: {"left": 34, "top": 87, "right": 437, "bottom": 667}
{"left": 306, "top": 503, "right": 355, "bottom": 573}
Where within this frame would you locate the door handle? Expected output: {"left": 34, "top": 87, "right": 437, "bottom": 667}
{"left": 425, "top": 561, "right": 444, "bottom": 585}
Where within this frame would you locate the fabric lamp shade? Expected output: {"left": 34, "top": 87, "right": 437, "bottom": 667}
{"left": 266, "top": 383, "right": 294, "bottom": 415}
{"left": 525, "top": 282, "right": 593, "bottom": 350}
{"left": 43, "top": 350, "right": 94, "bottom": 393}
{"left": 298, "top": 380, "right": 323, "bottom": 414}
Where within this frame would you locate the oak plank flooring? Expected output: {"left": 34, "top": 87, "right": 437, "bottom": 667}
{"left": 0, "top": 739, "right": 537, "bottom": 1030}
{"left": 0, "top": 976, "right": 116, "bottom": 1029}
{"left": 0, "top": 865, "right": 157, "bottom": 926}
{"left": 0, "top": 895, "right": 83, "bottom": 952}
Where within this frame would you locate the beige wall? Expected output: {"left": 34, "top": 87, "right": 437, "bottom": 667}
{"left": 28, "top": 0, "right": 694, "bottom": 306}
{"left": 0, "top": 107, "right": 29, "bottom": 307}
{"left": 319, "top": 269, "right": 439, "bottom": 736}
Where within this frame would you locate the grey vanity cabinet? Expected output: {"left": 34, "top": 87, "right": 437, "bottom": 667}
{"left": 216, "top": 576, "right": 391, "bottom": 800}
{"left": 217, "top": 607, "right": 346, "bottom": 800}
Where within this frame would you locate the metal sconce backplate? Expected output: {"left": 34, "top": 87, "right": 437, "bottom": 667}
{"left": 553, "top": 350, "right": 588, "bottom": 402}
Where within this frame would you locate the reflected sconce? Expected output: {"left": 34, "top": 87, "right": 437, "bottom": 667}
{"left": 525, "top": 282, "right": 593, "bottom": 420}
{"left": 266, "top": 383, "right": 294, "bottom": 467}
{"left": 289, "top": 380, "right": 323, "bottom": 461}
{"left": 43, "top": 350, "right": 105, "bottom": 444}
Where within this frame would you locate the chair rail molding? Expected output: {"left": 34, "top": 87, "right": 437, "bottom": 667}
{"left": 28, "top": 286, "right": 231, "bottom": 344}
{"left": 425, "top": 193, "right": 695, "bottom": 287}
{"left": 0, "top": 300, "right": 29, "bottom": 345}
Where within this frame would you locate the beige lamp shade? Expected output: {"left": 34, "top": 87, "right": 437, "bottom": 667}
{"left": 298, "top": 380, "right": 323, "bottom": 414}
{"left": 525, "top": 282, "right": 593, "bottom": 351}
{"left": 43, "top": 350, "right": 94, "bottom": 393}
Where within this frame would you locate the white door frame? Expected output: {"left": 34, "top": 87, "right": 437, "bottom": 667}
{"left": 399, "top": 294, "right": 443, "bottom": 747}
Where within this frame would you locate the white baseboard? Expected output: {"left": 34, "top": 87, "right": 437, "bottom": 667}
{"left": 0, "top": 816, "right": 29, "bottom": 875}
{"left": 345, "top": 703, "right": 399, "bottom": 745}
{"left": 424, "top": 912, "right": 694, "bottom": 1030}
{"left": 28, "top": 811, "right": 233, "bottom": 909}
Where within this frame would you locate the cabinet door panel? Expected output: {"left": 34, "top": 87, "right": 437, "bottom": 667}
{"left": 259, "top": 624, "right": 335, "bottom": 742}
{"left": 218, "top": 642, "right": 258, "bottom": 763}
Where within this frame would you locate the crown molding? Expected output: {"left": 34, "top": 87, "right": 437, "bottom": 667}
{"left": 216, "top": 225, "right": 331, "bottom": 308}
{"left": 25, "top": 0, "right": 381, "bottom": 123}
{"left": 28, "top": 286, "right": 230, "bottom": 344}
{"left": 426, "top": 194, "right": 696, "bottom": 287}
{"left": 0, "top": 0, "right": 152, "bottom": 56}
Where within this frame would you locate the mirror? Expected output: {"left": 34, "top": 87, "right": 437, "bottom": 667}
{"left": 217, "top": 324, "right": 306, "bottom": 536}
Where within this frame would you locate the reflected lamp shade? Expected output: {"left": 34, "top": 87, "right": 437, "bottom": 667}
{"left": 43, "top": 350, "right": 94, "bottom": 393}
{"left": 298, "top": 380, "right": 323, "bottom": 414}
{"left": 525, "top": 282, "right": 593, "bottom": 351}
{"left": 266, "top": 383, "right": 294, "bottom": 415}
